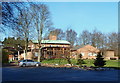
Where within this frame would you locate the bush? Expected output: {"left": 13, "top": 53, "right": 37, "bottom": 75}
{"left": 76, "top": 54, "right": 85, "bottom": 67}
{"left": 2, "top": 49, "right": 9, "bottom": 63}
{"left": 76, "top": 60, "right": 86, "bottom": 65}
{"left": 94, "top": 52, "right": 106, "bottom": 67}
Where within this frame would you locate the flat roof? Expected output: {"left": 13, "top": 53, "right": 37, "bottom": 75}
{"left": 31, "top": 40, "right": 71, "bottom": 45}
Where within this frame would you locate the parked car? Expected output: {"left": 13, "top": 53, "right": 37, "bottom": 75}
{"left": 18, "top": 59, "right": 41, "bottom": 67}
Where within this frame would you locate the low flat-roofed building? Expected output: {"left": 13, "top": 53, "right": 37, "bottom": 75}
{"left": 20, "top": 35, "right": 71, "bottom": 60}
{"left": 71, "top": 45, "right": 100, "bottom": 59}
{"left": 102, "top": 50, "right": 118, "bottom": 60}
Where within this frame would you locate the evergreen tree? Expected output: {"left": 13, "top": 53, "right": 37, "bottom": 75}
{"left": 77, "top": 53, "right": 85, "bottom": 67}
{"left": 94, "top": 52, "right": 106, "bottom": 67}
{"left": 2, "top": 49, "right": 9, "bottom": 63}
{"left": 3, "top": 37, "right": 25, "bottom": 49}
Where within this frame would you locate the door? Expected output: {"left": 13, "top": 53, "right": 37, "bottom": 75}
{"left": 26, "top": 60, "right": 33, "bottom": 66}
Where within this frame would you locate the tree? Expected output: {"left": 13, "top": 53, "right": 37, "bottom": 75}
{"left": 2, "top": 37, "right": 25, "bottom": 49}
{"left": 2, "top": 2, "right": 34, "bottom": 59}
{"left": 2, "top": 49, "right": 9, "bottom": 63}
{"left": 91, "top": 29, "right": 103, "bottom": 48}
{"left": 31, "top": 3, "right": 52, "bottom": 62}
{"left": 79, "top": 30, "right": 91, "bottom": 45}
{"left": 94, "top": 52, "right": 106, "bottom": 67}
{"left": 15, "top": 6, "right": 34, "bottom": 59}
{"left": 65, "top": 55, "right": 72, "bottom": 66}
{"left": 76, "top": 53, "right": 85, "bottom": 67}
{"left": 107, "top": 32, "right": 118, "bottom": 56}
{"left": 0, "top": 2, "right": 4, "bottom": 34}
{"left": 2, "top": 2, "right": 25, "bottom": 30}
{"left": 49, "top": 28, "right": 65, "bottom": 40}
{"left": 65, "top": 28, "right": 77, "bottom": 46}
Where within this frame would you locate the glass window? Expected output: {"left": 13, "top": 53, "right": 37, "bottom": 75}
{"left": 35, "top": 52, "right": 38, "bottom": 56}
{"left": 81, "top": 52, "right": 84, "bottom": 56}
{"left": 27, "top": 60, "right": 34, "bottom": 62}
{"left": 93, "top": 53, "right": 97, "bottom": 56}
{"left": 23, "top": 60, "right": 26, "bottom": 62}
{"left": 88, "top": 53, "right": 92, "bottom": 56}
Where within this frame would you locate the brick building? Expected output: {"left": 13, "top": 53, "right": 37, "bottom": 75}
{"left": 71, "top": 45, "right": 118, "bottom": 60}
{"left": 102, "top": 50, "right": 118, "bottom": 60}
{"left": 20, "top": 35, "right": 71, "bottom": 60}
{"left": 71, "top": 45, "right": 100, "bottom": 59}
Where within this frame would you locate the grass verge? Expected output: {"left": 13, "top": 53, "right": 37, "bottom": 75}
{"left": 41, "top": 59, "right": 120, "bottom": 68}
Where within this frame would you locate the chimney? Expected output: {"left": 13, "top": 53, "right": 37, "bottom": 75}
{"left": 49, "top": 34, "right": 57, "bottom": 40}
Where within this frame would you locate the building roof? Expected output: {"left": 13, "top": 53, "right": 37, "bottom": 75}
{"left": 31, "top": 40, "right": 71, "bottom": 45}
{"left": 71, "top": 45, "right": 85, "bottom": 50}
{"left": 71, "top": 44, "right": 100, "bottom": 52}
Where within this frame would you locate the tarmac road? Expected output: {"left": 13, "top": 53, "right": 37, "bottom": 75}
{"left": 2, "top": 66, "right": 119, "bottom": 82}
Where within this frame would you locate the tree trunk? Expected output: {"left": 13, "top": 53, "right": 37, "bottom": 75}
{"left": 24, "top": 50, "right": 26, "bottom": 60}
{"left": 38, "top": 48, "right": 42, "bottom": 62}
{"left": 25, "top": 38, "right": 28, "bottom": 59}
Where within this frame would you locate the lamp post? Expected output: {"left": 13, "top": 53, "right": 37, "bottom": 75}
{"left": 18, "top": 44, "right": 20, "bottom": 60}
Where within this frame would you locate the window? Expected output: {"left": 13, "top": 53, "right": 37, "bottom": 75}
{"left": 72, "top": 55, "right": 76, "bottom": 56}
{"left": 81, "top": 52, "right": 84, "bottom": 56}
{"left": 23, "top": 60, "right": 26, "bottom": 62}
{"left": 35, "top": 52, "right": 38, "bottom": 56}
{"left": 27, "top": 60, "right": 34, "bottom": 62}
{"left": 47, "top": 51, "right": 53, "bottom": 55}
{"left": 88, "top": 53, "right": 92, "bottom": 56}
{"left": 57, "top": 48, "right": 60, "bottom": 50}
{"left": 48, "top": 48, "right": 52, "bottom": 50}
{"left": 93, "top": 53, "right": 97, "bottom": 56}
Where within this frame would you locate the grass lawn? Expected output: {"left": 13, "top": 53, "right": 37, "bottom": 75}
{"left": 105, "top": 60, "right": 119, "bottom": 67}
{"left": 41, "top": 59, "right": 120, "bottom": 67}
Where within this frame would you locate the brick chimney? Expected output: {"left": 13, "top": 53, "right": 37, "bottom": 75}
{"left": 49, "top": 34, "right": 57, "bottom": 40}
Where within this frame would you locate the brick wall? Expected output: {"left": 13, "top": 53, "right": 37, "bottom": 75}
{"left": 49, "top": 35, "right": 57, "bottom": 40}
{"left": 71, "top": 45, "right": 99, "bottom": 59}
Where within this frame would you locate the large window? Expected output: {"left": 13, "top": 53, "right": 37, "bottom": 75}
{"left": 27, "top": 60, "right": 34, "bottom": 62}
{"left": 47, "top": 51, "right": 53, "bottom": 55}
{"left": 88, "top": 53, "right": 92, "bottom": 56}
{"left": 35, "top": 52, "right": 38, "bottom": 56}
{"left": 81, "top": 52, "right": 84, "bottom": 56}
{"left": 93, "top": 53, "right": 97, "bottom": 56}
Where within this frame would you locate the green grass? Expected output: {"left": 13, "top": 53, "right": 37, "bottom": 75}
{"left": 105, "top": 60, "right": 119, "bottom": 67}
{"left": 41, "top": 59, "right": 120, "bottom": 67}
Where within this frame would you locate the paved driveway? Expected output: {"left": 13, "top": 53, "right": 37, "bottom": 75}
{"left": 2, "top": 66, "right": 119, "bottom": 82}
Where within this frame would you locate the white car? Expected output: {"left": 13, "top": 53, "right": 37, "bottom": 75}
{"left": 18, "top": 59, "right": 41, "bottom": 67}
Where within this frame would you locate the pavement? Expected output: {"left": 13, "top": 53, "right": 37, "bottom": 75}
{"left": 2, "top": 66, "right": 119, "bottom": 82}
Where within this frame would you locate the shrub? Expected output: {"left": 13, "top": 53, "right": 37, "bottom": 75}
{"left": 2, "top": 49, "right": 9, "bottom": 63}
{"left": 94, "top": 52, "right": 106, "bottom": 67}
{"left": 76, "top": 53, "right": 85, "bottom": 67}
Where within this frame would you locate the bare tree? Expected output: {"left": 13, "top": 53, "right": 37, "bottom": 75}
{"left": 31, "top": 3, "right": 52, "bottom": 62}
{"left": 2, "top": 2, "right": 25, "bottom": 28}
{"left": 91, "top": 29, "right": 103, "bottom": 49}
{"left": 79, "top": 30, "right": 91, "bottom": 45}
{"left": 2, "top": 2, "right": 34, "bottom": 59}
{"left": 107, "top": 32, "right": 118, "bottom": 56}
{"left": 65, "top": 28, "right": 77, "bottom": 46}
{"left": 99, "top": 34, "right": 108, "bottom": 51}
{"left": 49, "top": 28, "right": 65, "bottom": 40}
{"left": 15, "top": 6, "right": 34, "bottom": 59}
